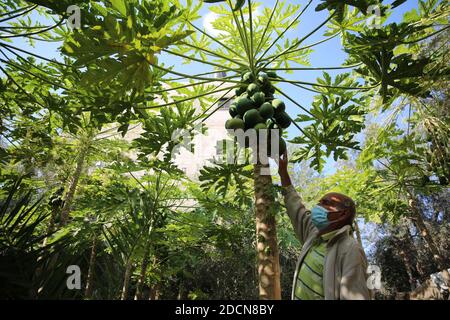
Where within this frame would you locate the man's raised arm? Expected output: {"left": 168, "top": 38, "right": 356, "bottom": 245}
{"left": 278, "top": 152, "right": 316, "bottom": 244}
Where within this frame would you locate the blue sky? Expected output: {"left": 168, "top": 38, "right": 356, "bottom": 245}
{"left": 7, "top": 0, "right": 419, "bottom": 176}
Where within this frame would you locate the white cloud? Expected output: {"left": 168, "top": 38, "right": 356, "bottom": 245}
{"left": 254, "top": 7, "right": 262, "bottom": 18}
{"left": 202, "top": 7, "right": 262, "bottom": 37}
{"left": 203, "top": 11, "right": 224, "bottom": 37}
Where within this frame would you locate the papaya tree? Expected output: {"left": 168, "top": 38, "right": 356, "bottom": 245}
{"left": 144, "top": 0, "right": 449, "bottom": 299}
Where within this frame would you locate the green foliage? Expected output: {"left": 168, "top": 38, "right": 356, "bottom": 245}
{"left": 0, "top": 179, "right": 75, "bottom": 299}
{"left": 199, "top": 145, "right": 254, "bottom": 206}
{"left": 346, "top": 23, "right": 440, "bottom": 102}
{"left": 132, "top": 102, "right": 200, "bottom": 169}
{"left": 315, "top": 0, "right": 381, "bottom": 22}
{"left": 291, "top": 72, "right": 366, "bottom": 171}
{"left": 61, "top": 0, "right": 195, "bottom": 94}
{"left": 171, "top": 0, "right": 450, "bottom": 174}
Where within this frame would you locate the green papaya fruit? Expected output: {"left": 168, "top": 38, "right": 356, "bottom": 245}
{"left": 247, "top": 83, "right": 260, "bottom": 96}
{"left": 229, "top": 104, "right": 238, "bottom": 117}
{"left": 251, "top": 92, "right": 265, "bottom": 106}
{"left": 259, "top": 102, "right": 274, "bottom": 119}
{"left": 272, "top": 99, "right": 285, "bottom": 112}
{"left": 254, "top": 123, "right": 267, "bottom": 131}
{"left": 266, "top": 71, "right": 278, "bottom": 79}
{"left": 235, "top": 97, "right": 254, "bottom": 115}
{"left": 243, "top": 109, "right": 264, "bottom": 127}
{"left": 258, "top": 72, "right": 269, "bottom": 84}
{"left": 242, "top": 71, "right": 254, "bottom": 83}
{"left": 225, "top": 118, "right": 245, "bottom": 130}
{"left": 274, "top": 112, "right": 291, "bottom": 129}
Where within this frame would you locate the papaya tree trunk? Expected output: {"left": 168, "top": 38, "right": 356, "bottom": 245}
{"left": 84, "top": 235, "right": 97, "bottom": 299}
{"left": 148, "top": 256, "right": 160, "bottom": 300}
{"left": 60, "top": 144, "right": 89, "bottom": 225}
{"left": 400, "top": 221, "right": 422, "bottom": 289}
{"left": 121, "top": 258, "right": 133, "bottom": 300}
{"left": 408, "top": 197, "right": 450, "bottom": 285}
{"left": 134, "top": 245, "right": 150, "bottom": 300}
{"left": 254, "top": 163, "right": 281, "bottom": 300}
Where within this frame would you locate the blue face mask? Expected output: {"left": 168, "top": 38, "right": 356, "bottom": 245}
{"left": 311, "top": 205, "right": 330, "bottom": 230}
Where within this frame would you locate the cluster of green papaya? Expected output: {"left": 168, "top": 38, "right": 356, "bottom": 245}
{"left": 424, "top": 135, "right": 449, "bottom": 186}
{"left": 225, "top": 71, "right": 291, "bottom": 155}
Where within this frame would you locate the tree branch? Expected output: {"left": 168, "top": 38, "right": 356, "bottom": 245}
{"left": 0, "top": 5, "right": 38, "bottom": 24}
{"left": 259, "top": 11, "right": 336, "bottom": 70}
{"left": 256, "top": 0, "right": 313, "bottom": 65}
{"left": 0, "top": 18, "right": 65, "bottom": 39}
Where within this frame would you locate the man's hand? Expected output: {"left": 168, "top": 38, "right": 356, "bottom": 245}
{"left": 277, "top": 151, "right": 292, "bottom": 187}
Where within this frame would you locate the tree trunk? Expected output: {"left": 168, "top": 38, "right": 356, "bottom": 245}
{"left": 177, "top": 280, "right": 184, "bottom": 300}
{"left": 148, "top": 255, "right": 160, "bottom": 300}
{"left": 42, "top": 186, "right": 65, "bottom": 247}
{"left": 84, "top": 235, "right": 97, "bottom": 299}
{"left": 405, "top": 219, "right": 426, "bottom": 279}
{"left": 400, "top": 222, "right": 422, "bottom": 290}
{"left": 408, "top": 197, "right": 450, "bottom": 286}
{"left": 60, "top": 144, "right": 89, "bottom": 225}
{"left": 42, "top": 210, "right": 57, "bottom": 247}
{"left": 121, "top": 258, "right": 133, "bottom": 300}
{"left": 134, "top": 245, "right": 150, "bottom": 300}
{"left": 149, "top": 283, "right": 160, "bottom": 300}
{"left": 400, "top": 250, "right": 415, "bottom": 291}
{"left": 254, "top": 163, "right": 281, "bottom": 300}
{"left": 396, "top": 237, "right": 416, "bottom": 291}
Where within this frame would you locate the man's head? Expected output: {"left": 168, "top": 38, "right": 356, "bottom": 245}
{"left": 312, "top": 192, "right": 356, "bottom": 234}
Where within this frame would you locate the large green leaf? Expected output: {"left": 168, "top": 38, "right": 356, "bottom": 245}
{"left": 290, "top": 73, "right": 366, "bottom": 172}
{"left": 345, "top": 23, "right": 441, "bottom": 102}
{"left": 61, "top": 0, "right": 195, "bottom": 94}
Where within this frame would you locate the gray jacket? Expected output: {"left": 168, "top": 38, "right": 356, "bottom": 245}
{"left": 283, "top": 185, "right": 371, "bottom": 300}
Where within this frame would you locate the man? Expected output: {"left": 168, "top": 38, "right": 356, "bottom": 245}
{"left": 278, "top": 151, "right": 370, "bottom": 300}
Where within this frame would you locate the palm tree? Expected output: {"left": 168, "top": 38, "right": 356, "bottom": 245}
{"left": 0, "top": 178, "right": 73, "bottom": 299}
